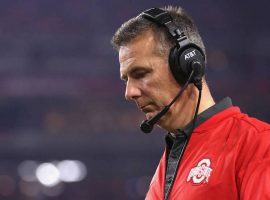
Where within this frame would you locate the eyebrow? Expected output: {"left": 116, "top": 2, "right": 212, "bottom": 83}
{"left": 120, "top": 72, "right": 127, "bottom": 81}
{"left": 120, "top": 66, "right": 151, "bottom": 81}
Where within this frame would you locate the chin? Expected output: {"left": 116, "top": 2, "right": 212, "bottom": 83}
{"left": 145, "top": 112, "right": 156, "bottom": 120}
{"left": 145, "top": 113, "right": 152, "bottom": 120}
{"left": 154, "top": 115, "right": 170, "bottom": 129}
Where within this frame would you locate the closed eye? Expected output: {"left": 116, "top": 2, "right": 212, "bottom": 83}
{"left": 120, "top": 66, "right": 152, "bottom": 85}
{"left": 130, "top": 67, "right": 152, "bottom": 80}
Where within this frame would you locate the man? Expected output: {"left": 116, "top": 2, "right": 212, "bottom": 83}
{"left": 111, "top": 6, "right": 270, "bottom": 200}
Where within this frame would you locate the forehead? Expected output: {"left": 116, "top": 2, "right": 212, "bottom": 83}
{"left": 119, "top": 31, "right": 156, "bottom": 60}
{"left": 119, "top": 31, "right": 157, "bottom": 76}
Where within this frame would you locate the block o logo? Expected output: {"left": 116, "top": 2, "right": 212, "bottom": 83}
{"left": 187, "top": 158, "right": 212, "bottom": 184}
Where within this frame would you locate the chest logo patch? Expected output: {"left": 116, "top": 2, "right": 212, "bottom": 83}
{"left": 187, "top": 158, "right": 212, "bottom": 184}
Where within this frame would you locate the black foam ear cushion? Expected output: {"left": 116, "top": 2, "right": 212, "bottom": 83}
{"left": 178, "top": 47, "right": 205, "bottom": 83}
{"left": 169, "top": 45, "right": 205, "bottom": 86}
{"left": 169, "top": 46, "right": 190, "bottom": 86}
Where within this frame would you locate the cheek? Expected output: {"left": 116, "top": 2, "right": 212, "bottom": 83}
{"left": 143, "top": 80, "right": 170, "bottom": 106}
{"left": 151, "top": 79, "right": 179, "bottom": 105}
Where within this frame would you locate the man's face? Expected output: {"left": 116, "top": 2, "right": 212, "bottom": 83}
{"left": 119, "top": 31, "right": 181, "bottom": 128}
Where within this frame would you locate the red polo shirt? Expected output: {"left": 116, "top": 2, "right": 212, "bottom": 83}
{"left": 146, "top": 98, "right": 270, "bottom": 200}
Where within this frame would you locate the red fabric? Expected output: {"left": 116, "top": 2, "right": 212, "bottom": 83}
{"left": 146, "top": 107, "right": 270, "bottom": 200}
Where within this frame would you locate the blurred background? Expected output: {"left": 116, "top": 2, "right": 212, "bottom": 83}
{"left": 0, "top": 0, "right": 269, "bottom": 199}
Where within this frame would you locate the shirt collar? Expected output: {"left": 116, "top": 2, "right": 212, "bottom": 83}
{"left": 166, "top": 97, "right": 233, "bottom": 145}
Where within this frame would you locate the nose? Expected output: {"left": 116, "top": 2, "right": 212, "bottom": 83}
{"left": 125, "top": 80, "right": 141, "bottom": 101}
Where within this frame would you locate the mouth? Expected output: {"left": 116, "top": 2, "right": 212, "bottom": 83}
{"left": 140, "top": 104, "right": 152, "bottom": 113}
{"left": 140, "top": 104, "right": 159, "bottom": 119}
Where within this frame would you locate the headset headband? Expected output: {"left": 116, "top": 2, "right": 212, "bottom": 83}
{"left": 141, "top": 8, "right": 190, "bottom": 48}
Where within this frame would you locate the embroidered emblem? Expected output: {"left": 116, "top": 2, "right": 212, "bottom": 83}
{"left": 187, "top": 158, "right": 212, "bottom": 184}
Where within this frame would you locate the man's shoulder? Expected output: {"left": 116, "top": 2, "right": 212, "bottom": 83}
{"left": 222, "top": 109, "right": 270, "bottom": 153}
{"left": 231, "top": 113, "right": 270, "bottom": 183}
{"left": 231, "top": 111, "right": 270, "bottom": 134}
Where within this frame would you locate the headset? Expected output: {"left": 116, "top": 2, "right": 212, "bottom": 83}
{"left": 141, "top": 7, "right": 205, "bottom": 87}
{"left": 139, "top": 8, "right": 206, "bottom": 133}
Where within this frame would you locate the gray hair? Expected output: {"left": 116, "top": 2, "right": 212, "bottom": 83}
{"left": 111, "top": 6, "right": 206, "bottom": 60}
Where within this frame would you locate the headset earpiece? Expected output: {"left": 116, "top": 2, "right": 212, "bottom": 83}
{"left": 141, "top": 8, "right": 206, "bottom": 86}
{"left": 170, "top": 45, "right": 205, "bottom": 85}
{"left": 169, "top": 46, "right": 186, "bottom": 85}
